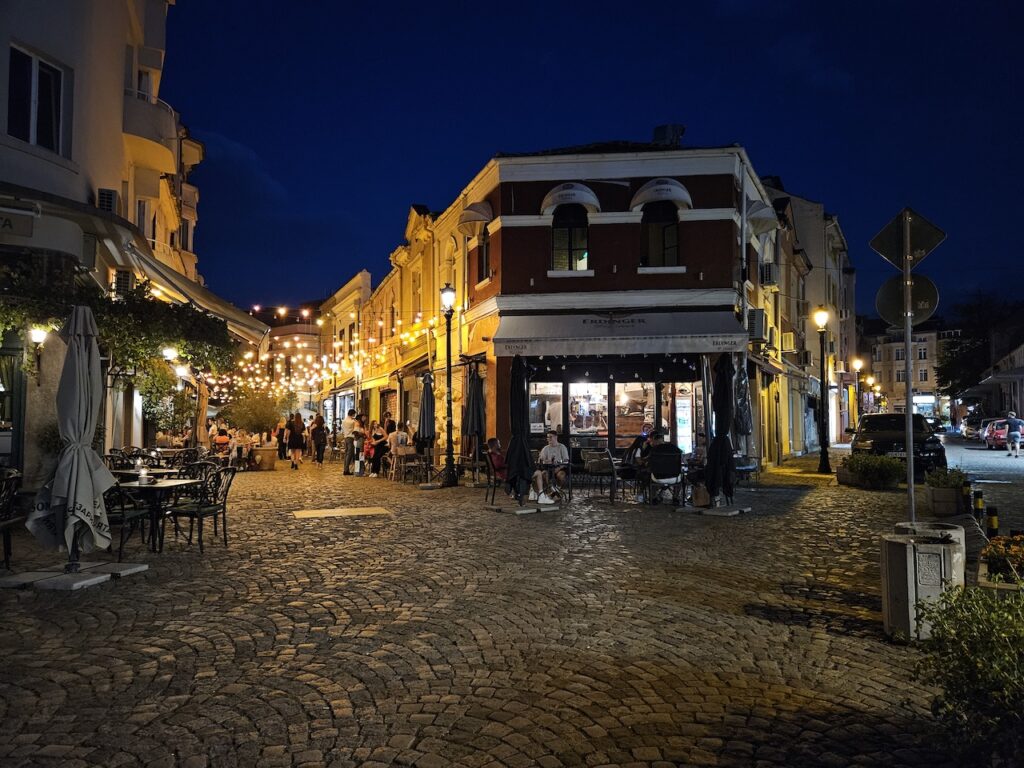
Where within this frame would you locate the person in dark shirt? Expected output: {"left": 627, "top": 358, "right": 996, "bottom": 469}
{"left": 1005, "top": 411, "right": 1024, "bottom": 457}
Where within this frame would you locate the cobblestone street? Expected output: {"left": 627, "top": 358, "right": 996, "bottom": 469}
{"left": 0, "top": 457, "right": 983, "bottom": 768}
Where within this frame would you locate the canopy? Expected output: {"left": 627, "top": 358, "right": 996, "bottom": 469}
{"left": 492, "top": 311, "right": 747, "bottom": 357}
{"left": 27, "top": 306, "right": 115, "bottom": 554}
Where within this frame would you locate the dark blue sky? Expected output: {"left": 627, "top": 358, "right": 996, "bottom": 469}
{"left": 161, "top": 1, "right": 1022, "bottom": 315}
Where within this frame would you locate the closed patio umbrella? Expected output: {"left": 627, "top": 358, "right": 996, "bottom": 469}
{"left": 462, "top": 365, "right": 485, "bottom": 452}
{"left": 705, "top": 353, "right": 736, "bottom": 501}
{"left": 27, "top": 306, "right": 115, "bottom": 559}
{"left": 504, "top": 355, "right": 534, "bottom": 502}
{"left": 733, "top": 354, "right": 753, "bottom": 437}
{"left": 417, "top": 372, "right": 436, "bottom": 451}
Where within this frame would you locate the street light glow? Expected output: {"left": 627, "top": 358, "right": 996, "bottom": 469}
{"left": 813, "top": 307, "right": 829, "bottom": 330}
{"left": 440, "top": 283, "right": 456, "bottom": 311}
{"left": 852, "top": 358, "right": 863, "bottom": 372}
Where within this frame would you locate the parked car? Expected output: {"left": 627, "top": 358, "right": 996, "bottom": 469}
{"left": 924, "top": 416, "right": 947, "bottom": 433}
{"left": 985, "top": 420, "right": 1009, "bottom": 450}
{"left": 979, "top": 418, "right": 1001, "bottom": 443}
{"left": 846, "top": 413, "right": 947, "bottom": 478}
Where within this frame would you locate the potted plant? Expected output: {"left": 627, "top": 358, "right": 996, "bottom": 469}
{"left": 922, "top": 467, "right": 968, "bottom": 517}
{"left": 836, "top": 456, "right": 857, "bottom": 487}
{"left": 977, "top": 535, "right": 1024, "bottom": 597}
{"left": 218, "top": 390, "right": 286, "bottom": 470}
{"left": 915, "top": 585, "right": 1024, "bottom": 764}
{"left": 841, "top": 453, "right": 904, "bottom": 490}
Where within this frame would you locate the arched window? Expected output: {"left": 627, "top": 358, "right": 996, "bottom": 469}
{"left": 551, "top": 203, "right": 589, "bottom": 271}
{"left": 641, "top": 200, "right": 679, "bottom": 267}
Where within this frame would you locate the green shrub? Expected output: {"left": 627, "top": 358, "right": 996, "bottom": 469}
{"left": 915, "top": 587, "right": 1024, "bottom": 764}
{"left": 843, "top": 453, "right": 904, "bottom": 489}
{"left": 925, "top": 467, "right": 969, "bottom": 489}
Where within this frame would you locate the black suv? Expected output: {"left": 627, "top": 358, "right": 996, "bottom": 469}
{"left": 847, "top": 413, "right": 947, "bottom": 477}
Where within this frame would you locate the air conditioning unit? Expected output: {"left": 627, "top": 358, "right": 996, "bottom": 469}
{"left": 759, "top": 262, "right": 779, "bottom": 288}
{"left": 747, "top": 308, "right": 768, "bottom": 342}
{"left": 834, "top": 361, "right": 847, "bottom": 374}
{"left": 796, "top": 299, "right": 810, "bottom": 319}
{"left": 111, "top": 268, "right": 134, "bottom": 298}
{"left": 97, "top": 188, "right": 120, "bottom": 215}
{"left": 781, "top": 332, "right": 796, "bottom": 352}
{"left": 797, "top": 350, "right": 813, "bottom": 367}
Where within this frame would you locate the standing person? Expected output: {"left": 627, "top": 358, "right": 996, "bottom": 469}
{"left": 368, "top": 420, "right": 388, "bottom": 477}
{"left": 341, "top": 409, "right": 357, "bottom": 475}
{"left": 286, "top": 412, "right": 305, "bottom": 469}
{"left": 311, "top": 414, "right": 328, "bottom": 468}
{"left": 352, "top": 416, "right": 366, "bottom": 476}
{"left": 275, "top": 418, "right": 287, "bottom": 460}
{"left": 1006, "top": 411, "right": 1024, "bottom": 457}
{"left": 383, "top": 411, "right": 397, "bottom": 435}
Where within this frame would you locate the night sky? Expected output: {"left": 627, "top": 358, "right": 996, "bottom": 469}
{"left": 160, "top": 1, "right": 1022, "bottom": 316}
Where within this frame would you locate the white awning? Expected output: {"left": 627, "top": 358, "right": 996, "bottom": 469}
{"left": 457, "top": 201, "right": 493, "bottom": 237}
{"left": 126, "top": 240, "right": 269, "bottom": 347}
{"left": 540, "top": 183, "right": 601, "bottom": 215}
{"left": 492, "top": 311, "right": 746, "bottom": 357}
{"left": 630, "top": 178, "right": 693, "bottom": 212}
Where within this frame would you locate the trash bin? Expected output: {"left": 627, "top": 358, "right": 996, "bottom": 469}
{"left": 893, "top": 522, "right": 966, "bottom": 576}
{"left": 880, "top": 533, "right": 965, "bottom": 640}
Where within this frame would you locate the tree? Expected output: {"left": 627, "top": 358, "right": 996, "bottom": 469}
{"left": 218, "top": 390, "right": 289, "bottom": 435}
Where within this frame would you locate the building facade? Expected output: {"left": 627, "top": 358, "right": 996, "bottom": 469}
{"left": 0, "top": 0, "right": 265, "bottom": 487}
{"left": 862, "top": 320, "right": 958, "bottom": 417}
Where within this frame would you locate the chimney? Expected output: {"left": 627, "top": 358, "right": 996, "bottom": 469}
{"left": 652, "top": 124, "right": 685, "bottom": 147}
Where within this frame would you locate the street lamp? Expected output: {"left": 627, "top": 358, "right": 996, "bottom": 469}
{"left": 439, "top": 283, "right": 458, "bottom": 488}
{"left": 813, "top": 306, "right": 831, "bottom": 473}
{"left": 866, "top": 375, "right": 876, "bottom": 413}
{"left": 851, "top": 358, "right": 863, "bottom": 426}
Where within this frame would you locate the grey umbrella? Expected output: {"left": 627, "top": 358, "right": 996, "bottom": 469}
{"left": 462, "top": 365, "right": 485, "bottom": 446}
{"left": 417, "top": 372, "right": 436, "bottom": 448}
{"left": 27, "top": 306, "right": 115, "bottom": 555}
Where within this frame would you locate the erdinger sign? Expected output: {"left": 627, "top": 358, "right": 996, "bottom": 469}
{"left": 492, "top": 312, "right": 747, "bottom": 357}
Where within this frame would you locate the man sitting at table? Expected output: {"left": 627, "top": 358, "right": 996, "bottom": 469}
{"left": 531, "top": 430, "right": 569, "bottom": 503}
{"left": 637, "top": 432, "right": 684, "bottom": 504}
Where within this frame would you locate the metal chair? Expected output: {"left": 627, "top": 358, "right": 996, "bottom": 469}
{"left": 0, "top": 470, "right": 24, "bottom": 570}
{"left": 166, "top": 467, "right": 236, "bottom": 553}
{"left": 103, "top": 484, "right": 149, "bottom": 562}
{"left": 483, "top": 452, "right": 502, "bottom": 506}
{"left": 104, "top": 453, "right": 134, "bottom": 470}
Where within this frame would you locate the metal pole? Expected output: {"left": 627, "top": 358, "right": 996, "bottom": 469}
{"left": 903, "top": 210, "right": 915, "bottom": 522}
{"left": 442, "top": 308, "right": 457, "bottom": 487}
{"left": 818, "top": 328, "right": 831, "bottom": 473}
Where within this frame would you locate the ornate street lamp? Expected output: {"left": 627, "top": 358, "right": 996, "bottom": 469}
{"left": 813, "top": 306, "right": 831, "bottom": 473}
{"left": 866, "top": 375, "right": 876, "bottom": 413}
{"left": 439, "top": 283, "right": 458, "bottom": 488}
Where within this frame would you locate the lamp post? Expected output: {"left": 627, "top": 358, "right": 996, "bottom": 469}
{"left": 851, "top": 358, "right": 863, "bottom": 427}
{"left": 813, "top": 306, "right": 831, "bottom": 473}
{"left": 865, "top": 375, "right": 875, "bottom": 413}
{"left": 439, "top": 283, "right": 458, "bottom": 488}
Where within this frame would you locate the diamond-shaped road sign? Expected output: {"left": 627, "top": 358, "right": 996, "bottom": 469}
{"left": 869, "top": 207, "right": 945, "bottom": 271}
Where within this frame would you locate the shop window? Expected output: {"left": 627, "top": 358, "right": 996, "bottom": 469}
{"left": 568, "top": 382, "right": 608, "bottom": 437}
{"left": 614, "top": 382, "right": 658, "bottom": 449}
{"left": 551, "top": 204, "right": 589, "bottom": 271}
{"left": 641, "top": 201, "right": 679, "bottom": 267}
{"left": 7, "top": 46, "right": 65, "bottom": 154}
{"left": 529, "top": 382, "right": 563, "bottom": 434}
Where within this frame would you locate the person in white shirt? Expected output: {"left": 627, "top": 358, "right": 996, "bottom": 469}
{"left": 531, "top": 430, "right": 569, "bottom": 503}
{"left": 340, "top": 409, "right": 357, "bottom": 475}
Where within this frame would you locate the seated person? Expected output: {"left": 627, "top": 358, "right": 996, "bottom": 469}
{"left": 531, "top": 430, "right": 569, "bottom": 503}
{"left": 638, "top": 432, "right": 684, "bottom": 503}
{"left": 619, "top": 423, "right": 654, "bottom": 479}
{"left": 387, "top": 424, "right": 411, "bottom": 452}
{"left": 212, "top": 428, "right": 231, "bottom": 454}
{"left": 155, "top": 430, "right": 171, "bottom": 448}
{"left": 486, "top": 437, "right": 508, "bottom": 482}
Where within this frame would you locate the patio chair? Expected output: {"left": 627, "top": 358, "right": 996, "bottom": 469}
{"left": 734, "top": 455, "right": 761, "bottom": 488}
{"left": 645, "top": 449, "right": 685, "bottom": 505}
{"left": 103, "top": 484, "right": 149, "bottom": 562}
{"left": 0, "top": 470, "right": 24, "bottom": 570}
{"left": 103, "top": 453, "right": 134, "bottom": 470}
{"left": 482, "top": 452, "right": 502, "bottom": 506}
{"left": 166, "top": 467, "right": 236, "bottom": 553}
{"left": 582, "top": 450, "right": 615, "bottom": 495}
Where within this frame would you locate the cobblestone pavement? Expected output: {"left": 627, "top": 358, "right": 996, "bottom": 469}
{"left": 2, "top": 451, "right": 1006, "bottom": 768}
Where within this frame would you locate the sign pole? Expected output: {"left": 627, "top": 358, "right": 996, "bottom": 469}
{"left": 903, "top": 210, "right": 915, "bottom": 522}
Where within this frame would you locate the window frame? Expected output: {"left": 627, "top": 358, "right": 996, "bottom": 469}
{"left": 640, "top": 200, "right": 680, "bottom": 268}
{"left": 550, "top": 203, "right": 589, "bottom": 272}
{"left": 7, "top": 45, "right": 65, "bottom": 155}
{"left": 477, "top": 229, "right": 490, "bottom": 283}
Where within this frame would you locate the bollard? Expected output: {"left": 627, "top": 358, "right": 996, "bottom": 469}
{"left": 973, "top": 490, "right": 985, "bottom": 525}
{"left": 986, "top": 505, "right": 999, "bottom": 540}
{"left": 961, "top": 480, "right": 973, "bottom": 514}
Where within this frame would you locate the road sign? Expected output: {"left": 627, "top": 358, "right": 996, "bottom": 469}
{"left": 869, "top": 208, "right": 946, "bottom": 270}
{"left": 875, "top": 274, "right": 939, "bottom": 327}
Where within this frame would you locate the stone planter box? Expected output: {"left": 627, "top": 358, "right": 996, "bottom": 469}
{"left": 836, "top": 466, "right": 898, "bottom": 490}
{"left": 250, "top": 447, "right": 278, "bottom": 471}
{"left": 922, "top": 485, "right": 962, "bottom": 517}
{"left": 977, "top": 560, "right": 1024, "bottom": 599}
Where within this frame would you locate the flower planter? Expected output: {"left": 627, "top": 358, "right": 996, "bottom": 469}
{"left": 251, "top": 447, "right": 278, "bottom": 471}
{"left": 922, "top": 485, "right": 962, "bottom": 517}
{"left": 836, "top": 466, "right": 899, "bottom": 490}
{"left": 836, "top": 466, "right": 858, "bottom": 486}
{"left": 976, "top": 560, "right": 1023, "bottom": 599}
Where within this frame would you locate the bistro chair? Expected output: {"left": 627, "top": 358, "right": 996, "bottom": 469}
{"left": 103, "top": 484, "right": 149, "bottom": 562}
{"left": 581, "top": 449, "right": 615, "bottom": 496}
{"left": 645, "top": 450, "right": 686, "bottom": 506}
{"left": 734, "top": 455, "right": 761, "bottom": 488}
{"left": 0, "top": 470, "right": 24, "bottom": 570}
{"left": 482, "top": 452, "right": 504, "bottom": 506}
{"left": 103, "top": 453, "right": 134, "bottom": 470}
{"left": 166, "top": 467, "right": 236, "bottom": 553}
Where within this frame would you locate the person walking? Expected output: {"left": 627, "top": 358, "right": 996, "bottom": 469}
{"left": 275, "top": 418, "right": 287, "bottom": 460}
{"left": 311, "top": 414, "right": 328, "bottom": 468}
{"left": 286, "top": 412, "right": 305, "bottom": 469}
{"left": 340, "top": 409, "right": 357, "bottom": 475}
{"left": 1006, "top": 411, "right": 1024, "bottom": 457}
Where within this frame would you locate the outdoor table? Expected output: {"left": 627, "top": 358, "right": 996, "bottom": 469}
{"left": 110, "top": 467, "right": 181, "bottom": 479}
{"left": 116, "top": 478, "right": 201, "bottom": 552}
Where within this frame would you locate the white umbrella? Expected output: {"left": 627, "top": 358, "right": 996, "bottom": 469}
{"left": 27, "top": 306, "right": 115, "bottom": 555}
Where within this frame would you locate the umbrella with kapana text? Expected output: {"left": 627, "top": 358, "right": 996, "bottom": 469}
{"left": 27, "top": 306, "right": 115, "bottom": 554}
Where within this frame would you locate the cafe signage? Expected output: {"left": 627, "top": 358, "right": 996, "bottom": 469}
{"left": 0, "top": 211, "right": 34, "bottom": 237}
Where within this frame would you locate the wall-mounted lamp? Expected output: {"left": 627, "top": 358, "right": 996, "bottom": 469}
{"left": 29, "top": 327, "right": 47, "bottom": 384}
